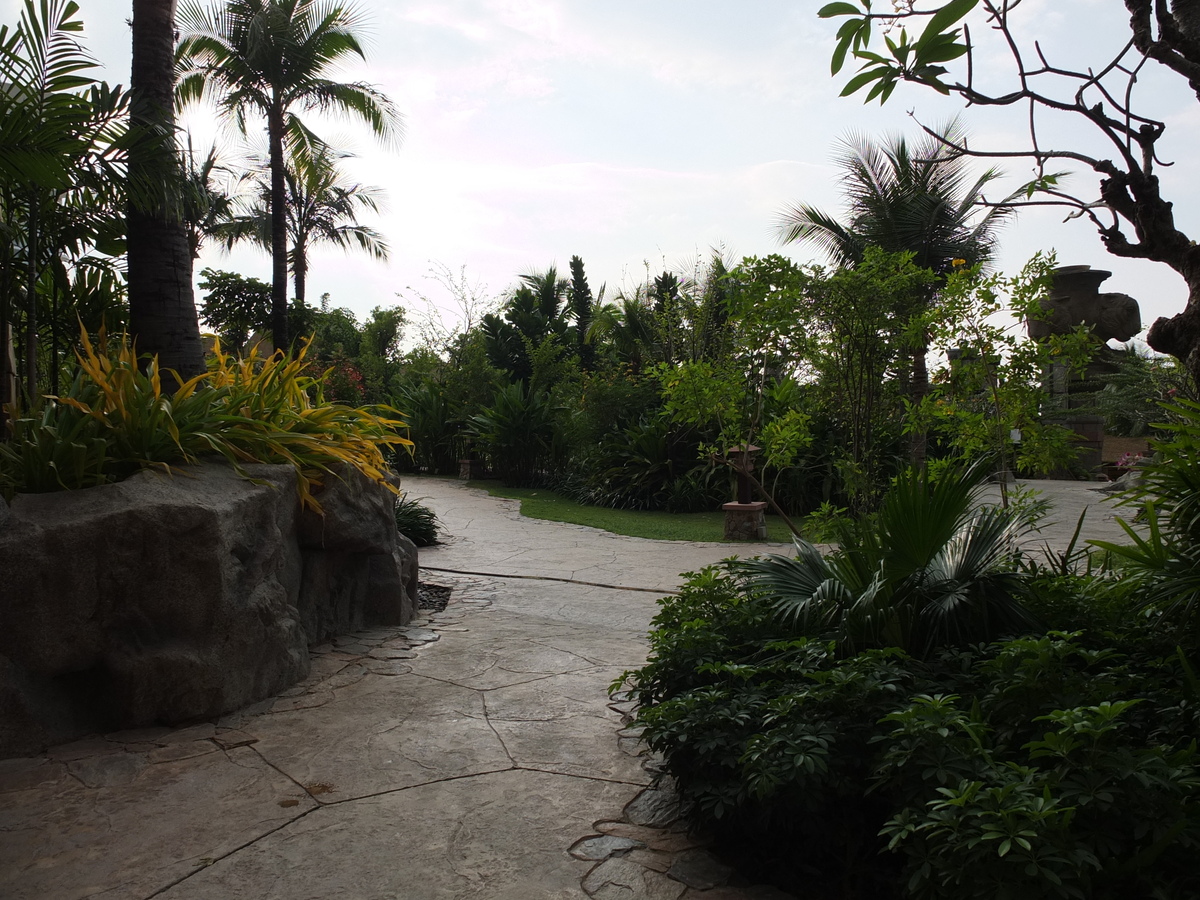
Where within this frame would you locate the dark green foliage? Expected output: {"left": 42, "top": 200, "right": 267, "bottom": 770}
{"left": 469, "top": 382, "right": 558, "bottom": 486}
{"left": 621, "top": 447, "right": 1200, "bottom": 899}
{"left": 394, "top": 494, "right": 440, "bottom": 546}
{"left": 576, "top": 417, "right": 674, "bottom": 510}
{"left": 1094, "top": 399, "right": 1200, "bottom": 628}
{"left": 740, "top": 462, "right": 1037, "bottom": 657}
{"left": 568, "top": 255, "right": 596, "bottom": 372}
{"left": 395, "top": 380, "right": 457, "bottom": 475}
{"left": 481, "top": 267, "right": 571, "bottom": 382}
{"left": 622, "top": 565, "right": 1200, "bottom": 899}
{"left": 197, "top": 268, "right": 271, "bottom": 353}
{"left": 1094, "top": 349, "right": 1195, "bottom": 438}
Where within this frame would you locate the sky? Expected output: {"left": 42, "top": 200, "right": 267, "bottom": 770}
{"left": 24, "top": 0, "right": 1200, "bottom": 340}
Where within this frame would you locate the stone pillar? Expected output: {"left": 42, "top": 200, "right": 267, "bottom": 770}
{"left": 722, "top": 501, "right": 768, "bottom": 541}
{"left": 1027, "top": 265, "right": 1143, "bottom": 479}
{"left": 458, "top": 458, "right": 485, "bottom": 480}
{"left": 458, "top": 437, "right": 485, "bottom": 481}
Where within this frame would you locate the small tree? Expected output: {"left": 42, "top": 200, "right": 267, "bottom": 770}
{"left": 196, "top": 267, "right": 271, "bottom": 354}
{"left": 817, "top": 0, "right": 1200, "bottom": 379}
{"left": 912, "top": 253, "right": 1094, "bottom": 491}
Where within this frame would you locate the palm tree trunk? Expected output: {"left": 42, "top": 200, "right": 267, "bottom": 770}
{"left": 268, "top": 100, "right": 290, "bottom": 351}
{"left": 293, "top": 238, "right": 307, "bottom": 310}
{"left": 24, "top": 192, "right": 37, "bottom": 402}
{"left": 0, "top": 216, "right": 14, "bottom": 424}
{"left": 910, "top": 338, "right": 929, "bottom": 468}
{"left": 128, "top": 0, "right": 205, "bottom": 378}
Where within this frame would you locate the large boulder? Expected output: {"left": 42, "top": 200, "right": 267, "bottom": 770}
{"left": 295, "top": 465, "right": 418, "bottom": 643}
{"left": 0, "top": 461, "right": 417, "bottom": 757}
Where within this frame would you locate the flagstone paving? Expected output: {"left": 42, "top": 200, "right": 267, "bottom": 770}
{"left": 0, "top": 476, "right": 1134, "bottom": 900}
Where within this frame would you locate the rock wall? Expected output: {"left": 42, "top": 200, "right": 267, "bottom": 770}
{"left": 0, "top": 462, "right": 417, "bottom": 758}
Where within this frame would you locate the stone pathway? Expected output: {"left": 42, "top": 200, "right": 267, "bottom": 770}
{"left": 0, "top": 477, "right": 1135, "bottom": 900}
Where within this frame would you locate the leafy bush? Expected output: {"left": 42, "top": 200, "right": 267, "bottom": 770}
{"left": 468, "top": 382, "right": 557, "bottom": 486}
{"left": 395, "top": 379, "right": 459, "bottom": 475}
{"left": 1094, "top": 398, "right": 1200, "bottom": 629}
{"left": 394, "top": 495, "right": 441, "bottom": 546}
{"left": 739, "top": 462, "right": 1037, "bottom": 658}
{"left": 0, "top": 331, "right": 411, "bottom": 509}
{"left": 620, "top": 459, "right": 1200, "bottom": 899}
{"left": 622, "top": 566, "right": 1200, "bottom": 899}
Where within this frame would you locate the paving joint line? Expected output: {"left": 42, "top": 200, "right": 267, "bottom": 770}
{"left": 422, "top": 566, "right": 678, "bottom": 595}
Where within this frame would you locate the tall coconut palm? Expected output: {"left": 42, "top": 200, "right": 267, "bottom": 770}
{"left": 216, "top": 142, "right": 388, "bottom": 308}
{"left": 778, "top": 120, "right": 1019, "bottom": 463}
{"left": 176, "top": 0, "right": 401, "bottom": 349}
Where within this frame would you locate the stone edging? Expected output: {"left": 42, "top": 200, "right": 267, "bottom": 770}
{"left": 567, "top": 689, "right": 797, "bottom": 899}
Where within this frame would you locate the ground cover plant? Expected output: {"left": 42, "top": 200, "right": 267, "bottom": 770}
{"left": 618, "top": 461, "right": 1200, "bottom": 900}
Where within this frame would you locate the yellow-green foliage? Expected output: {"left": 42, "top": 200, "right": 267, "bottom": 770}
{"left": 0, "top": 330, "right": 411, "bottom": 509}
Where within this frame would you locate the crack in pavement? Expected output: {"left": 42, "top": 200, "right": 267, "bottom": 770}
{"left": 140, "top": 804, "right": 320, "bottom": 899}
{"left": 479, "top": 694, "right": 518, "bottom": 767}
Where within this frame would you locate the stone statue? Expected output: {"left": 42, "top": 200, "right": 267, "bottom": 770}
{"left": 1026, "top": 265, "right": 1142, "bottom": 343}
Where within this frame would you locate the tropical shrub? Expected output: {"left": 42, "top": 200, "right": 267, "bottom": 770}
{"left": 394, "top": 379, "right": 459, "bottom": 475}
{"left": 622, "top": 566, "right": 1200, "bottom": 899}
{"left": 739, "top": 462, "right": 1037, "bottom": 658}
{"left": 1093, "top": 398, "right": 1200, "bottom": 629}
{"left": 468, "top": 381, "right": 557, "bottom": 486}
{"left": 620, "top": 452, "right": 1200, "bottom": 899}
{"left": 0, "top": 331, "right": 411, "bottom": 509}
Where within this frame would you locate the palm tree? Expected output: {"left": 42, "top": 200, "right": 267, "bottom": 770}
{"left": 778, "top": 120, "right": 1012, "bottom": 274}
{"left": 180, "top": 136, "right": 244, "bottom": 262}
{"left": 216, "top": 142, "right": 388, "bottom": 308}
{"left": 778, "top": 120, "right": 1018, "bottom": 463}
{"left": 1, "top": 0, "right": 170, "bottom": 400}
{"left": 129, "top": 0, "right": 206, "bottom": 377}
{"left": 177, "top": 0, "right": 402, "bottom": 349}
{"left": 587, "top": 289, "right": 658, "bottom": 375}
{"left": 481, "top": 266, "right": 571, "bottom": 382}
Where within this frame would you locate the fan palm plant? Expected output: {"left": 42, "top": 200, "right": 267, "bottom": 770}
{"left": 741, "top": 461, "right": 1037, "bottom": 657}
{"left": 177, "top": 0, "right": 402, "bottom": 348}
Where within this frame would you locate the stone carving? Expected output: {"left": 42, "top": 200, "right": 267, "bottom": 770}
{"left": 0, "top": 462, "right": 417, "bottom": 757}
{"left": 1026, "top": 265, "right": 1142, "bottom": 343}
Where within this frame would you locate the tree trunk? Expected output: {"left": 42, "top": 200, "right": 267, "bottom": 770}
{"left": 24, "top": 193, "right": 37, "bottom": 402}
{"left": 128, "top": 0, "right": 205, "bottom": 378}
{"left": 293, "top": 237, "right": 307, "bottom": 310}
{"left": 909, "top": 338, "right": 929, "bottom": 468}
{"left": 268, "top": 100, "right": 290, "bottom": 351}
{"left": 1147, "top": 286, "right": 1200, "bottom": 386}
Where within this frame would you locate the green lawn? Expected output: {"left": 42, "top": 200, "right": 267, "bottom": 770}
{"left": 465, "top": 480, "right": 792, "bottom": 543}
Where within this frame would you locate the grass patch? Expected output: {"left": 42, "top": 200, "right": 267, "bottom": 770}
{"left": 465, "top": 480, "right": 791, "bottom": 543}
